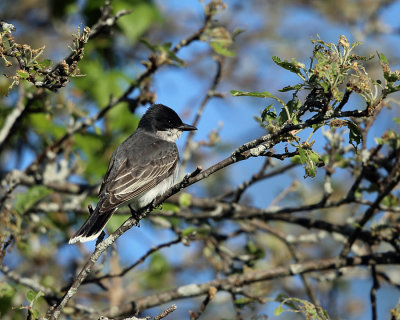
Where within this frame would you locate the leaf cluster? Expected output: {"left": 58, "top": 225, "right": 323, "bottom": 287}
{"left": 231, "top": 35, "right": 400, "bottom": 178}
{"left": 0, "top": 23, "right": 89, "bottom": 93}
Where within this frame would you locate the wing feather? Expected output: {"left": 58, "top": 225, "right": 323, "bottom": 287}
{"left": 98, "top": 140, "right": 178, "bottom": 213}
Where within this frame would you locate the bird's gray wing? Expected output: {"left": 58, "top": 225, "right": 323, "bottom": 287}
{"left": 98, "top": 140, "right": 178, "bottom": 214}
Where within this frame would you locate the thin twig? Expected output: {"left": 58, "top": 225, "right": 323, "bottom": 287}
{"left": 0, "top": 86, "right": 28, "bottom": 149}
{"left": 231, "top": 158, "right": 270, "bottom": 203}
{"left": 154, "top": 304, "right": 177, "bottom": 320}
{"left": 181, "top": 57, "right": 224, "bottom": 170}
{"left": 370, "top": 264, "right": 380, "bottom": 320}
{"left": 219, "top": 162, "right": 297, "bottom": 200}
{"left": 80, "top": 237, "right": 182, "bottom": 286}
{"left": 0, "top": 235, "right": 13, "bottom": 265}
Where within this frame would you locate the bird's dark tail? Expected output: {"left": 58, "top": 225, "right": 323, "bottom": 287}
{"left": 69, "top": 207, "right": 116, "bottom": 244}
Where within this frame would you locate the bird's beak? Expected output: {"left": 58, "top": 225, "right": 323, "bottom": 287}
{"left": 178, "top": 123, "right": 197, "bottom": 131}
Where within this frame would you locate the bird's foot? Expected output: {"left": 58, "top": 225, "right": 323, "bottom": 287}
{"left": 95, "top": 231, "right": 106, "bottom": 246}
{"left": 128, "top": 204, "right": 141, "bottom": 227}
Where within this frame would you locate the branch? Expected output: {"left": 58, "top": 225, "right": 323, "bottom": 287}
{"left": 370, "top": 264, "right": 380, "bottom": 320}
{"left": 154, "top": 304, "right": 177, "bottom": 320}
{"left": 157, "top": 202, "right": 386, "bottom": 245}
{"left": 0, "top": 89, "right": 46, "bottom": 153}
{"left": 0, "top": 87, "right": 28, "bottom": 149}
{"left": 189, "top": 287, "right": 217, "bottom": 320}
{"left": 112, "top": 251, "right": 399, "bottom": 316}
{"left": 0, "top": 235, "right": 14, "bottom": 265}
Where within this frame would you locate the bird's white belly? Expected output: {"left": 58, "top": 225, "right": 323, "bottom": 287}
{"left": 125, "top": 166, "right": 178, "bottom": 210}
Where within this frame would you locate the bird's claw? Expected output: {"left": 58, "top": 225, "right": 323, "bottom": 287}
{"left": 128, "top": 204, "right": 141, "bottom": 227}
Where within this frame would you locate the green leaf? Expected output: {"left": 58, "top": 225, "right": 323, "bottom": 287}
{"left": 394, "top": 118, "right": 400, "bottom": 125}
{"left": 160, "top": 202, "right": 180, "bottom": 213}
{"left": 94, "top": 125, "right": 102, "bottom": 136}
{"left": 382, "top": 194, "right": 400, "bottom": 207}
{"left": 274, "top": 305, "right": 285, "bottom": 316}
{"left": 312, "top": 124, "right": 323, "bottom": 133}
{"left": 39, "top": 59, "right": 52, "bottom": 68}
{"left": 26, "top": 289, "right": 43, "bottom": 305}
{"left": 245, "top": 241, "right": 264, "bottom": 259}
{"left": 231, "top": 90, "right": 286, "bottom": 107}
{"left": 377, "top": 52, "right": 388, "bottom": 64}
{"left": 261, "top": 105, "right": 277, "bottom": 122}
{"left": 232, "top": 27, "right": 246, "bottom": 40}
{"left": 283, "top": 98, "right": 301, "bottom": 124}
{"left": 26, "top": 289, "right": 36, "bottom": 302}
{"left": 276, "top": 98, "right": 300, "bottom": 126}
{"left": 278, "top": 84, "right": 302, "bottom": 92}
{"left": 320, "top": 81, "right": 329, "bottom": 93}
{"left": 17, "top": 70, "right": 29, "bottom": 79}
{"left": 30, "top": 308, "right": 39, "bottom": 319}
{"left": 140, "top": 38, "right": 158, "bottom": 52}
{"left": 234, "top": 297, "right": 252, "bottom": 306}
{"left": 160, "top": 42, "right": 172, "bottom": 52}
{"left": 375, "top": 137, "right": 384, "bottom": 145}
{"left": 166, "top": 50, "right": 186, "bottom": 66}
{"left": 272, "top": 56, "right": 305, "bottom": 75}
{"left": 181, "top": 226, "right": 196, "bottom": 237}
{"left": 298, "top": 147, "right": 320, "bottom": 178}
{"left": 179, "top": 193, "right": 192, "bottom": 208}
{"left": 0, "top": 283, "right": 15, "bottom": 298}
{"left": 196, "top": 225, "right": 211, "bottom": 235}
{"left": 345, "top": 120, "right": 362, "bottom": 148}
{"left": 210, "top": 41, "right": 236, "bottom": 57}
{"left": 14, "top": 186, "right": 52, "bottom": 214}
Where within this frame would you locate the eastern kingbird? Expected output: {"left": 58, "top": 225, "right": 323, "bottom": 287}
{"left": 69, "top": 104, "right": 197, "bottom": 244}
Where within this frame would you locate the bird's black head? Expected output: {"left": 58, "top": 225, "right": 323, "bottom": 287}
{"left": 139, "top": 104, "right": 197, "bottom": 132}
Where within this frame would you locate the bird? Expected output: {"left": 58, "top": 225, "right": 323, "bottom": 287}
{"left": 69, "top": 104, "right": 197, "bottom": 244}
